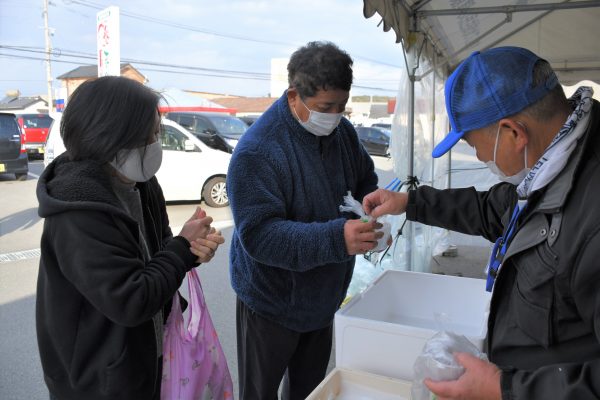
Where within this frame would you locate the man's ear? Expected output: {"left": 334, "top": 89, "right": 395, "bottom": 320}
{"left": 287, "top": 87, "right": 298, "bottom": 105}
{"left": 499, "top": 118, "right": 528, "bottom": 152}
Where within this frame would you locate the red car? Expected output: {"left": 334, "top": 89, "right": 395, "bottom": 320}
{"left": 16, "top": 113, "right": 53, "bottom": 159}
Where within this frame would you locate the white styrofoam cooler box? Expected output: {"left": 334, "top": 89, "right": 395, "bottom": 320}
{"left": 335, "top": 270, "right": 491, "bottom": 381}
{"left": 305, "top": 368, "right": 412, "bottom": 400}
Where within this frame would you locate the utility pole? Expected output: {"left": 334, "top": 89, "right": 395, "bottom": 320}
{"left": 43, "top": 0, "right": 53, "bottom": 112}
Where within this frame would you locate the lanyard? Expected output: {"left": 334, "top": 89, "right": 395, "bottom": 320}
{"left": 485, "top": 202, "right": 525, "bottom": 292}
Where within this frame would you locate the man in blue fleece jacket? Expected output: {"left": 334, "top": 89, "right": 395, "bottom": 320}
{"left": 227, "top": 41, "right": 381, "bottom": 399}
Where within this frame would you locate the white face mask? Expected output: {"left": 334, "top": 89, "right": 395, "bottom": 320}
{"left": 293, "top": 96, "right": 343, "bottom": 136}
{"left": 485, "top": 124, "right": 530, "bottom": 185}
{"left": 111, "top": 141, "right": 163, "bottom": 182}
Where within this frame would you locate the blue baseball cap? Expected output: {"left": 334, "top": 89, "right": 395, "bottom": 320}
{"left": 432, "top": 46, "right": 558, "bottom": 158}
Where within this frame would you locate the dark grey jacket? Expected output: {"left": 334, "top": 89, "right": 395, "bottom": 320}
{"left": 406, "top": 100, "right": 600, "bottom": 399}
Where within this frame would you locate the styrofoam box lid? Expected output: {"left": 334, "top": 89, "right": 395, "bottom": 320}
{"left": 305, "top": 368, "right": 412, "bottom": 400}
{"left": 338, "top": 270, "right": 491, "bottom": 337}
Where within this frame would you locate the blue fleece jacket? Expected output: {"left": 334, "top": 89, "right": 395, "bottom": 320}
{"left": 227, "top": 91, "right": 378, "bottom": 332}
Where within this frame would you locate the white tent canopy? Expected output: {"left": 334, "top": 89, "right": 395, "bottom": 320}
{"left": 360, "top": 0, "right": 600, "bottom": 273}
{"left": 363, "top": 0, "right": 600, "bottom": 84}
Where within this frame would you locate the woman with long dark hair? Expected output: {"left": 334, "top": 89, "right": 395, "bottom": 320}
{"left": 36, "top": 76, "right": 224, "bottom": 400}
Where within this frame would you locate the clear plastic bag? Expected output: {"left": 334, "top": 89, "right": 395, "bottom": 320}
{"left": 411, "top": 330, "right": 487, "bottom": 400}
{"left": 339, "top": 191, "right": 391, "bottom": 252}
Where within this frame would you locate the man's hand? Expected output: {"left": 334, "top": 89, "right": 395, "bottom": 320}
{"left": 190, "top": 227, "right": 225, "bottom": 263}
{"left": 425, "top": 352, "right": 502, "bottom": 400}
{"left": 344, "top": 219, "right": 383, "bottom": 255}
{"left": 362, "top": 189, "right": 408, "bottom": 219}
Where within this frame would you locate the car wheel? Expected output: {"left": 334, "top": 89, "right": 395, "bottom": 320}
{"left": 15, "top": 173, "right": 28, "bottom": 181}
{"left": 202, "top": 176, "right": 228, "bottom": 208}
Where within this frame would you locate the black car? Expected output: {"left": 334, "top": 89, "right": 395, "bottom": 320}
{"left": 239, "top": 115, "right": 260, "bottom": 127}
{"left": 371, "top": 123, "right": 392, "bottom": 130}
{"left": 164, "top": 111, "right": 248, "bottom": 153}
{"left": 0, "top": 113, "right": 28, "bottom": 180}
{"left": 356, "top": 126, "right": 391, "bottom": 157}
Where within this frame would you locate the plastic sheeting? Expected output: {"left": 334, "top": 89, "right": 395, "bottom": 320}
{"left": 374, "top": 50, "right": 450, "bottom": 273}
{"left": 362, "top": 0, "right": 600, "bottom": 274}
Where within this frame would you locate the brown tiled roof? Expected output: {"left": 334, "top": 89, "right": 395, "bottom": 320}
{"left": 211, "top": 97, "right": 277, "bottom": 114}
{"left": 56, "top": 63, "right": 144, "bottom": 80}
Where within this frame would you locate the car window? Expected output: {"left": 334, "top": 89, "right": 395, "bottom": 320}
{"left": 373, "top": 123, "right": 391, "bottom": 130}
{"left": 194, "top": 116, "right": 212, "bottom": 133}
{"left": 160, "top": 125, "right": 187, "bottom": 151}
{"left": 206, "top": 115, "right": 248, "bottom": 137}
{"left": 176, "top": 115, "right": 194, "bottom": 131}
{"left": 21, "top": 115, "right": 52, "bottom": 129}
{"left": 0, "top": 114, "right": 20, "bottom": 139}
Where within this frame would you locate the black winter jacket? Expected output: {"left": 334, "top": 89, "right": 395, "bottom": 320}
{"left": 36, "top": 154, "right": 197, "bottom": 400}
{"left": 406, "top": 100, "right": 600, "bottom": 399}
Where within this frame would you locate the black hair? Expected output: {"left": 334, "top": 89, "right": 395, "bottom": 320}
{"left": 287, "top": 41, "right": 353, "bottom": 99}
{"left": 61, "top": 76, "right": 160, "bottom": 162}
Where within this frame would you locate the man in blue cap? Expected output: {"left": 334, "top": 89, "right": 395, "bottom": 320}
{"left": 363, "top": 46, "right": 600, "bottom": 399}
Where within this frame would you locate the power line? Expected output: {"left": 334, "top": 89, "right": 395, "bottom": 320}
{"left": 0, "top": 49, "right": 399, "bottom": 92}
{"left": 61, "top": 0, "right": 402, "bottom": 69}
{"left": 1, "top": 45, "right": 271, "bottom": 78}
{"left": 64, "top": 0, "right": 298, "bottom": 47}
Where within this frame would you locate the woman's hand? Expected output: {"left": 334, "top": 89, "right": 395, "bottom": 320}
{"left": 190, "top": 227, "right": 225, "bottom": 263}
{"left": 178, "top": 206, "right": 213, "bottom": 243}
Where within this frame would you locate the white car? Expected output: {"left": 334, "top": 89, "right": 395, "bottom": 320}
{"left": 43, "top": 112, "right": 65, "bottom": 169}
{"left": 44, "top": 117, "right": 231, "bottom": 207}
{"left": 157, "top": 118, "right": 230, "bottom": 207}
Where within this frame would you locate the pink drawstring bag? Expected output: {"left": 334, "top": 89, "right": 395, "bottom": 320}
{"left": 161, "top": 268, "right": 234, "bottom": 400}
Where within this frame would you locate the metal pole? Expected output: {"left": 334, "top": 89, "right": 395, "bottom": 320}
{"left": 416, "top": 1, "right": 600, "bottom": 17}
{"left": 431, "top": 53, "right": 436, "bottom": 188}
{"left": 43, "top": 0, "right": 53, "bottom": 112}
{"left": 408, "top": 72, "right": 415, "bottom": 179}
{"left": 407, "top": 47, "right": 416, "bottom": 271}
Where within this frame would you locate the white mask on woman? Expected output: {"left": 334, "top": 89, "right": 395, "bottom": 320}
{"left": 485, "top": 124, "right": 530, "bottom": 185}
{"left": 111, "top": 141, "right": 163, "bottom": 182}
{"left": 293, "top": 97, "right": 343, "bottom": 136}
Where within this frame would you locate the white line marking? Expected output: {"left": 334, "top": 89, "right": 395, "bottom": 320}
{"left": 0, "top": 221, "right": 234, "bottom": 264}
{"left": 0, "top": 248, "right": 41, "bottom": 263}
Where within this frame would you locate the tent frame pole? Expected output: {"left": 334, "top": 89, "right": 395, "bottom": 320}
{"left": 416, "top": 1, "right": 600, "bottom": 17}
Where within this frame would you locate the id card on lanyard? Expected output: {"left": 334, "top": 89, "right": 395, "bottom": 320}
{"left": 485, "top": 200, "right": 527, "bottom": 292}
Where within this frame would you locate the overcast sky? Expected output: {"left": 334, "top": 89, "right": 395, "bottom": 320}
{"left": 0, "top": 0, "right": 405, "bottom": 99}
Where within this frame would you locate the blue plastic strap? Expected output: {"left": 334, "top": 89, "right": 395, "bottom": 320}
{"left": 485, "top": 204, "right": 524, "bottom": 292}
{"left": 385, "top": 177, "right": 399, "bottom": 190}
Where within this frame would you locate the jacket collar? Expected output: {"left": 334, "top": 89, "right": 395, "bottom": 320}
{"left": 529, "top": 100, "right": 599, "bottom": 212}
